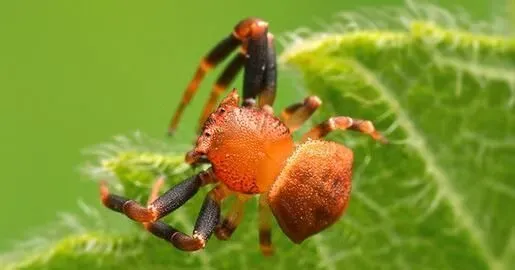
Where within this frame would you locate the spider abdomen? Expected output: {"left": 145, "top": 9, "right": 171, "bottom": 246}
{"left": 267, "top": 139, "right": 353, "bottom": 243}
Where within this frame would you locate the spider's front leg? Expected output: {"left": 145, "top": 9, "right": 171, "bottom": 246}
{"left": 168, "top": 18, "right": 278, "bottom": 134}
{"left": 168, "top": 32, "right": 242, "bottom": 135}
{"left": 100, "top": 170, "right": 216, "bottom": 222}
{"left": 100, "top": 168, "right": 228, "bottom": 251}
{"left": 240, "top": 20, "right": 277, "bottom": 108}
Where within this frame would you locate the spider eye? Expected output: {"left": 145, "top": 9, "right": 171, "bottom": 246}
{"left": 204, "top": 131, "right": 211, "bottom": 137}
{"left": 220, "top": 108, "right": 226, "bottom": 113}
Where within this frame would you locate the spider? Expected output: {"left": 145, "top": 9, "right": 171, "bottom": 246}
{"left": 100, "top": 17, "right": 387, "bottom": 256}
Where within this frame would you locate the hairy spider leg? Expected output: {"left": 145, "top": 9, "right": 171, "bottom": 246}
{"left": 301, "top": 116, "right": 388, "bottom": 143}
{"left": 280, "top": 95, "right": 322, "bottom": 132}
{"left": 256, "top": 32, "right": 277, "bottom": 108}
{"left": 100, "top": 169, "right": 224, "bottom": 251}
{"left": 168, "top": 34, "right": 241, "bottom": 135}
{"left": 100, "top": 170, "right": 216, "bottom": 222}
{"left": 238, "top": 20, "right": 274, "bottom": 108}
{"left": 198, "top": 31, "right": 277, "bottom": 133}
{"left": 168, "top": 18, "right": 277, "bottom": 135}
{"left": 144, "top": 184, "right": 231, "bottom": 251}
{"left": 196, "top": 51, "right": 246, "bottom": 133}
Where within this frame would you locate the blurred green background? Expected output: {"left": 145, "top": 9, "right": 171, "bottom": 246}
{"left": 0, "top": 0, "right": 499, "bottom": 252}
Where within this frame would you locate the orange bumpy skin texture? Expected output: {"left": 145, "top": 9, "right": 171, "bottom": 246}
{"left": 194, "top": 94, "right": 294, "bottom": 194}
{"left": 268, "top": 140, "right": 353, "bottom": 243}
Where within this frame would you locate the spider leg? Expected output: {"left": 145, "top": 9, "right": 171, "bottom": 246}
{"left": 237, "top": 19, "right": 277, "bottom": 108}
{"left": 144, "top": 184, "right": 230, "bottom": 251}
{"left": 168, "top": 34, "right": 242, "bottom": 135}
{"left": 258, "top": 194, "right": 274, "bottom": 256}
{"left": 301, "top": 116, "right": 388, "bottom": 143}
{"left": 196, "top": 20, "right": 277, "bottom": 130}
{"left": 196, "top": 51, "right": 246, "bottom": 133}
{"left": 169, "top": 18, "right": 277, "bottom": 134}
{"left": 215, "top": 195, "right": 250, "bottom": 240}
{"left": 280, "top": 95, "right": 322, "bottom": 132}
{"left": 195, "top": 30, "right": 276, "bottom": 127}
{"left": 100, "top": 169, "right": 217, "bottom": 223}
{"left": 256, "top": 33, "right": 277, "bottom": 108}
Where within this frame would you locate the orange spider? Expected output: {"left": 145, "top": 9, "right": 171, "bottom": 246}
{"left": 100, "top": 18, "right": 387, "bottom": 256}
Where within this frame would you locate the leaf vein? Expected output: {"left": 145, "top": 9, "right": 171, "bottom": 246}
{"left": 346, "top": 58, "right": 503, "bottom": 269}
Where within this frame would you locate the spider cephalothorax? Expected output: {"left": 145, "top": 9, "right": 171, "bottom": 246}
{"left": 190, "top": 91, "right": 294, "bottom": 194}
{"left": 100, "top": 18, "right": 387, "bottom": 256}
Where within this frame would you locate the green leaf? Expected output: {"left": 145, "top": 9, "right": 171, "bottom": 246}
{"left": 509, "top": 0, "right": 515, "bottom": 30}
{"left": 3, "top": 2, "right": 515, "bottom": 270}
{"left": 280, "top": 5, "right": 515, "bottom": 270}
